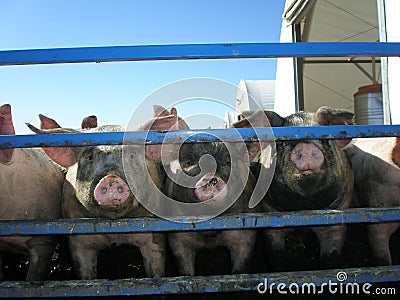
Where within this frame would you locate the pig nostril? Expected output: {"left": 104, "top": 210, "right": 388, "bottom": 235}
{"left": 117, "top": 187, "right": 124, "bottom": 193}
{"left": 101, "top": 187, "right": 107, "bottom": 194}
{"left": 210, "top": 178, "right": 218, "bottom": 186}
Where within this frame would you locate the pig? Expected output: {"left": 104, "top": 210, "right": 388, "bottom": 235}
{"left": 164, "top": 139, "right": 258, "bottom": 276}
{"left": 0, "top": 104, "right": 65, "bottom": 280}
{"left": 27, "top": 106, "right": 187, "bottom": 279}
{"left": 345, "top": 137, "right": 400, "bottom": 266}
{"left": 233, "top": 106, "right": 354, "bottom": 270}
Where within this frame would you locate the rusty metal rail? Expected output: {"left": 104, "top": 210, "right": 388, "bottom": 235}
{"left": 1, "top": 266, "right": 399, "bottom": 297}
{"left": 0, "top": 207, "right": 399, "bottom": 236}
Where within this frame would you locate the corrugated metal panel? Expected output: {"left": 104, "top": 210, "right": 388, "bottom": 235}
{"left": 298, "top": 0, "right": 380, "bottom": 113}
{"left": 305, "top": 0, "right": 378, "bottom": 42}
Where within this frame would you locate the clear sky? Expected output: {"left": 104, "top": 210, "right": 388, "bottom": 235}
{"left": 0, "top": 0, "right": 286, "bottom": 133}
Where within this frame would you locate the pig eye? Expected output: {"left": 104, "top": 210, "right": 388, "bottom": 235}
{"left": 181, "top": 160, "right": 191, "bottom": 168}
{"left": 83, "top": 150, "right": 94, "bottom": 163}
{"left": 277, "top": 141, "right": 286, "bottom": 149}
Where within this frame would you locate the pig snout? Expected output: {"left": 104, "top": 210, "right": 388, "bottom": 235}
{"left": 94, "top": 175, "right": 130, "bottom": 206}
{"left": 194, "top": 173, "right": 228, "bottom": 202}
{"left": 290, "top": 143, "right": 324, "bottom": 173}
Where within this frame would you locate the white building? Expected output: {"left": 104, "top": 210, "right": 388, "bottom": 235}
{"left": 224, "top": 79, "right": 275, "bottom": 127}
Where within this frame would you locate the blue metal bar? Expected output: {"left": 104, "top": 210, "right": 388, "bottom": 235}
{"left": 1, "top": 125, "right": 400, "bottom": 149}
{"left": 0, "top": 42, "right": 399, "bottom": 66}
{"left": 1, "top": 266, "right": 399, "bottom": 297}
{"left": 1, "top": 207, "right": 399, "bottom": 236}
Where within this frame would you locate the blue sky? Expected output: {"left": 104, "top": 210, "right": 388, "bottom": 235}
{"left": 0, "top": 0, "right": 285, "bottom": 133}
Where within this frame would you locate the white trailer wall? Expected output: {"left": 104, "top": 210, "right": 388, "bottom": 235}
{"left": 382, "top": 0, "right": 400, "bottom": 124}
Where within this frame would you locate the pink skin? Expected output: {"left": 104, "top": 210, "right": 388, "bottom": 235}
{"left": 194, "top": 173, "right": 228, "bottom": 202}
{"left": 290, "top": 143, "right": 324, "bottom": 174}
{"left": 0, "top": 104, "right": 16, "bottom": 163}
{"left": 93, "top": 175, "right": 130, "bottom": 206}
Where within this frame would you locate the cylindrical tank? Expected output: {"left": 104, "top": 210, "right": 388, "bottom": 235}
{"left": 353, "top": 84, "right": 383, "bottom": 125}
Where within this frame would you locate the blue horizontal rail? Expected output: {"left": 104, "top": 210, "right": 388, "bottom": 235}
{"left": 0, "top": 125, "right": 399, "bottom": 149}
{"left": 0, "top": 42, "right": 399, "bottom": 66}
{"left": 1, "top": 266, "right": 399, "bottom": 297}
{"left": 1, "top": 207, "right": 399, "bottom": 236}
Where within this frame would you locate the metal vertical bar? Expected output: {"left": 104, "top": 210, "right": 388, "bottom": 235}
{"left": 377, "top": 0, "right": 392, "bottom": 124}
{"left": 372, "top": 56, "right": 377, "bottom": 83}
{"left": 293, "top": 23, "right": 305, "bottom": 111}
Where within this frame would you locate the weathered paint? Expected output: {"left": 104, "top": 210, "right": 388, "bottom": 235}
{"left": 0, "top": 266, "right": 398, "bottom": 297}
{"left": 1, "top": 125, "right": 400, "bottom": 149}
{"left": 0, "top": 42, "right": 399, "bottom": 66}
{"left": 0, "top": 207, "right": 399, "bottom": 236}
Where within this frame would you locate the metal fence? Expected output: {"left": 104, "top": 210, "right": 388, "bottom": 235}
{"left": 1, "top": 41, "right": 400, "bottom": 297}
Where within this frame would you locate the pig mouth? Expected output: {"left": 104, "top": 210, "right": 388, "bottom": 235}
{"left": 294, "top": 170, "right": 316, "bottom": 177}
{"left": 194, "top": 174, "right": 228, "bottom": 202}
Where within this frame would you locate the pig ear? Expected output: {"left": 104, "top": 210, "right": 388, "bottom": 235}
{"left": 141, "top": 106, "right": 189, "bottom": 162}
{"left": 0, "top": 104, "right": 16, "bottom": 135}
{"left": 0, "top": 104, "right": 15, "bottom": 162}
{"left": 316, "top": 106, "right": 354, "bottom": 126}
{"left": 39, "top": 114, "right": 61, "bottom": 130}
{"left": 233, "top": 110, "right": 284, "bottom": 128}
{"left": 27, "top": 122, "right": 79, "bottom": 168}
{"left": 146, "top": 106, "right": 189, "bottom": 131}
{"left": 316, "top": 106, "right": 354, "bottom": 148}
{"left": 138, "top": 106, "right": 189, "bottom": 132}
{"left": 231, "top": 110, "right": 279, "bottom": 162}
{"left": 81, "top": 115, "right": 97, "bottom": 129}
{"left": 264, "top": 111, "right": 285, "bottom": 127}
{"left": 153, "top": 105, "right": 169, "bottom": 117}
